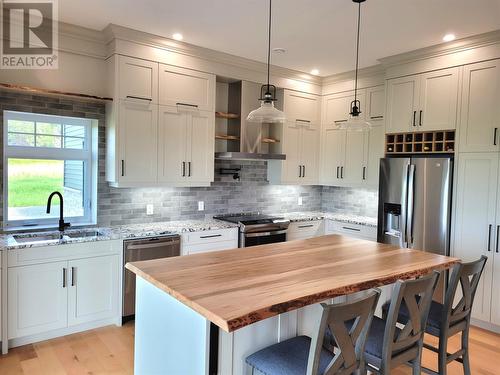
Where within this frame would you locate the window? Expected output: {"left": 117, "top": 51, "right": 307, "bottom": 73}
{"left": 4, "top": 111, "right": 96, "bottom": 228}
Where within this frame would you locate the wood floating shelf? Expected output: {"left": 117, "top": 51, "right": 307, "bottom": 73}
{"left": 386, "top": 130, "right": 455, "bottom": 154}
{"left": 215, "top": 134, "right": 240, "bottom": 141}
{"left": 261, "top": 138, "right": 280, "bottom": 144}
{"left": 215, "top": 112, "right": 240, "bottom": 119}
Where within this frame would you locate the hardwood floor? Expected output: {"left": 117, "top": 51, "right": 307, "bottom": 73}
{"left": 0, "top": 323, "right": 498, "bottom": 374}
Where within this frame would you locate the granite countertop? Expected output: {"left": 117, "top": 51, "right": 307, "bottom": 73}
{"left": 0, "top": 213, "right": 377, "bottom": 251}
{"left": 281, "top": 211, "right": 377, "bottom": 227}
{"left": 0, "top": 219, "right": 238, "bottom": 251}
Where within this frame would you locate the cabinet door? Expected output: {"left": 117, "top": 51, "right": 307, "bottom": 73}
{"left": 300, "top": 126, "right": 319, "bottom": 183}
{"left": 386, "top": 75, "right": 420, "bottom": 133}
{"left": 320, "top": 127, "right": 345, "bottom": 185}
{"left": 343, "top": 131, "right": 366, "bottom": 184}
{"left": 283, "top": 123, "right": 302, "bottom": 183}
{"left": 8, "top": 262, "right": 68, "bottom": 339}
{"left": 453, "top": 153, "right": 498, "bottom": 322}
{"left": 363, "top": 124, "right": 385, "bottom": 186}
{"left": 68, "top": 256, "right": 119, "bottom": 326}
{"left": 323, "top": 92, "right": 364, "bottom": 126}
{"left": 459, "top": 60, "right": 500, "bottom": 152}
{"left": 187, "top": 110, "right": 215, "bottom": 184}
{"left": 491, "top": 170, "right": 500, "bottom": 326}
{"left": 159, "top": 64, "right": 215, "bottom": 111}
{"left": 118, "top": 56, "right": 158, "bottom": 102}
{"left": 419, "top": 67, "right": 459, "bottom": 131}
{"left": 118, "top": 100, "right": 158, "bottom": 184}
{"left": 158, "top": 105, "right": 188, "bottom": 183}
{"left": 366, "top": 86, "right": 385, "bottom": 121}
{"left": 284, "top": 90, "right": 320, "bottom": 125}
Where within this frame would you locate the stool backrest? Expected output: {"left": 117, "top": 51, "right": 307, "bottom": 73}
{"left": 307, "top": 290, "right": 380, "bottom": 375}
{"left": 382, "top": 272, "right": 439, "bottom": 366}
{"left": 444, "top": 256, "right": 487, "bottom": 327}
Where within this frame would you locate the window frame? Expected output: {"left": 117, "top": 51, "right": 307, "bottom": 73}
{"left": 3, "top": 111, "right": 95, "bottom": 229}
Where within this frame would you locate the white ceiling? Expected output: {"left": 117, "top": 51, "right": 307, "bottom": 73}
{"left": 59, "top": 0, "right": 500, "bottom": 77}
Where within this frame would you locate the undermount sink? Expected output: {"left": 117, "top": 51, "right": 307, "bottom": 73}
{"left": 13, "top": 229, "right": 104, "bottom": 244}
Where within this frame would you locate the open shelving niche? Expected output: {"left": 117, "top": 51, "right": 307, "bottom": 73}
{"left": 385, "top": 130, "right": 455, "bottom": 155}
{"left": 215, "top": 78, "right": 282, "bottom": 155}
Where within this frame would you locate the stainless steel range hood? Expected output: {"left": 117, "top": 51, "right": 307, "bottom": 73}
{"left": 214, "top": 80, "right": 286, "bottom": 161}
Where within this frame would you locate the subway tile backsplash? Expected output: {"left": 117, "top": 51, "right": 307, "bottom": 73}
{"left": 0, "top": 90, "right": 378, "bottom": 228}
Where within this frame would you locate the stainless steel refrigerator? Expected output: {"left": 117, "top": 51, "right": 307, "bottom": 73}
{"left": 377, "top": 156, "right": 453, "bottom": 300}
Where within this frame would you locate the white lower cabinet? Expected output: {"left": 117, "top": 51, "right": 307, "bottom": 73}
{"left": 287, "top": 220, "right": 324, "bottom": 241}
{"left": 7, "top": 241, "right": 121, "bottom": 346}
{"left": 8, "top": 261, "right": 68, "bottom": 339}
{"left": 181, "top": 228, "right": 238, "bottom": 255}
{"left": 324, "top": 220, "right": 377, "bottom": 241}
{"left": 68, "top": 256, "right": 120, "bottom": 326}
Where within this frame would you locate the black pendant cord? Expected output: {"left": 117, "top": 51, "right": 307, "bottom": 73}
{"left": 266, "top": 0, "right": 272, "bottom": 89}
{"left": 353, "top": 1, "right": 361, "bottom": 104}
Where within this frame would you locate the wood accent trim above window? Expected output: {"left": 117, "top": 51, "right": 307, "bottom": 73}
{"left": 0, "top": 83, "right": 113, "bottom": 102}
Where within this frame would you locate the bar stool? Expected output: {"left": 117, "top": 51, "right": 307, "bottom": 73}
{"left": 362, "top": 272, "right": 439, "bottom": 375}
{"left": 245, "top": 289, "right": 380, "bottom": 375}
{"left": 381, "top": 256, "right": 487, "bottom": 375}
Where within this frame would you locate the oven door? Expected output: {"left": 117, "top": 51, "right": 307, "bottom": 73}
{"left": 242, "top": 229, "right": 287, "bottom": 247}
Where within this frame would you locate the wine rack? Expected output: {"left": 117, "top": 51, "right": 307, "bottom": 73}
{"left": 386, "top": 130, "right": 455, "bottom": 155}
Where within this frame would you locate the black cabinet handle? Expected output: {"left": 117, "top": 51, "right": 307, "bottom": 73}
{"left": 370, "top": 115, "right": 383, "bottom": 119}
{"left": 413, "top": 111, "right": 417, "bottom": 127}
{"left": 188, "top": 162, "right": 191, "bottom": 177}
{"left": 362, "top": 166, "right": 366, "bottom": 180}
{"left": 200, "top": 234, "right": 222, "bottom": 239}
{"left": 299, "top": 165, "right": 302, "bottom": 178}
{"left": 298, "top": 224, "right": 315, "bottom": 229}
{"left": 176, "top": 102, "right": 198, "bottom": 108}
{"left": 342, "top": 226, "right": 361, "bottom": 232}
{"left": 71, "top": 267, "right": 76, "bottom": 287}
{"left": 62, "top": 268, "right": 67, "bottom": 288}
{"left": 494, "top": 128, "right": 498, "bottom": 146}
{"left": 340, "top": 166, "right": 344, "bottom": 179}
{"left": 296, "top": 119, "right": 311, "bottom": 124}
{"left": 121, "top": 160, "right": 125, "bottom": 177}
{"left": 336, "top": 166, "right": 340, "bottom": 179}
{"left": 419, "top": 110, "right": 423, "bottom": 126}
{"left": 488, "top": 224, "right": 492, "bottom": 251}
{"left": 303, "top": 165, "right": 306, "bottom": 178}
{"left": 126, "top": 95, "right": 152, "bottom": 101}
{"left": 496, "top": 225, "right": 500, "bottom": 253}
{"left": 182, "top": 161, "right": 186, "bottom": 177}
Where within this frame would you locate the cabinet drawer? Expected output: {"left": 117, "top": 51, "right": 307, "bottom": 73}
{"left": 159, "top": 64, "right": 215, "bottom": 111}
{"left": 325, "top": 220, "right": 377, "bottom": 240}
{"left": 184, "top": 240, "right": 238, "bottom": 255}
{"left": 288, "top": 220, "right": 324, "bottom": 241}
{"left": 182, "top": 228, "right": 238, "bottom": 247}
{"left": 8, "top": 240, "right": 122, "bottom": 267}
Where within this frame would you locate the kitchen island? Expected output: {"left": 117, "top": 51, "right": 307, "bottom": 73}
{"left": 126, "top": 234, "right": 458, "bottom": 375}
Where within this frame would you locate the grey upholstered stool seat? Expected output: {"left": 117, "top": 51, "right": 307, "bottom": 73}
{"left": 245, "top": 336, "right": 334, "bottom": 375}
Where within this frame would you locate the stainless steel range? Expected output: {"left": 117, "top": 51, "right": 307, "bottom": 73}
{"left": 213, "top": 213, "right": 290, "bottom": 247}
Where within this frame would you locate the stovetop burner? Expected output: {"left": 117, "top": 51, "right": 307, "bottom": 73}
{"left": 213, "top": 212, "right": 286, "bottom": 225}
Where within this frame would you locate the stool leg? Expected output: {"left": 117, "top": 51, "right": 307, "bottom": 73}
{"left": 461, "top": 328, "right": 471, "bottom": 375}
{"left": 412, "top": 345, "right": 422, "bottom": 375}
{"left": 438, "top": 336, "right": 448, "bottom": 375}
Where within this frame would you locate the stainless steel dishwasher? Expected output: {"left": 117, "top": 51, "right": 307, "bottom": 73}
{"left": 123, "top": 234, "right": 180, "bottom": 322}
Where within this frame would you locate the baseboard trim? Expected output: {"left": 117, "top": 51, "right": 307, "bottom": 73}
{"left": 8, "top": 317, "right": 120, "bottom": 349}
{"left": 471, "top": 318, "right": 500, "bottom": 334}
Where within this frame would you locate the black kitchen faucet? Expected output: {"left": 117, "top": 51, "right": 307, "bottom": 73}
{"left": 46, "top": 191, "right": 71, "bottom": 232}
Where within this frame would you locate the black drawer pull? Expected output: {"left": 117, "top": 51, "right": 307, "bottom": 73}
{"left": 126, "top": 95, "right": 152, "bottom": 101}
{"left": 200, "top": 234, "right": 222, "bottom": 239}
{"left": 370, "top": 115, "right": 383, "bottom": 119}
{"left": 298, "top": 224, "right": 315, "bottom": 229}
{"left": 296, "top": 119, "right": 311, "bottom": 123}
{"left": 176, "top": 102, "right": 198, "bottom": 108}
{"left": 342, "top": 226, "right": 361, "bottom": 232}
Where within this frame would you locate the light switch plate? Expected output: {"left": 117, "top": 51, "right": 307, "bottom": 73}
{"left": 198, "top": 201, "right": 205, "bottom": 211}
{"left": 298, "top": 197, "right": 303, "bottom": 206}
{"left": 146, "top": 204, "right": 154, "bottom": 215}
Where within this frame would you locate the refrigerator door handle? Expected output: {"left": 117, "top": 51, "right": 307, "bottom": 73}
{"left": 406, "top": 164, "right": 416, "bottom": 247}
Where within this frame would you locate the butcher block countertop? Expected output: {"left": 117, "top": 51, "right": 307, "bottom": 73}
{"left": 125, "top": 234, "right": 459, "bottom": 332}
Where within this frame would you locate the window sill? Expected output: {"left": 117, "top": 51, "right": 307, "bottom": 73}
{"left": 2, "top": 222, "right": 98, "bottom": 234}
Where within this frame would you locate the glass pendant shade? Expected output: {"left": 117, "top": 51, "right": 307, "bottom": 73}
{"left": 337, "top": 115, "right": 372, "bottom": 132}
{"left": 247, "top": 100, "right": 286, "bottom": 123}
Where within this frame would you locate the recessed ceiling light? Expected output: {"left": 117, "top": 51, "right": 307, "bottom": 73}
{"left": 272, "top": 47, "right": 286, "bottom": 54}
{"left": 172, "top": 33, "right": 183, "bottom": 41}
{"left": 443, "top": 33, "right": 455, "bottom": 42}
{"left": 310, "top": 69, "right": 320, "bottom": 76}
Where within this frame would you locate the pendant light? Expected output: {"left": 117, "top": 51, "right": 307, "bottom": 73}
{"left": 247, "top": 0, "right": 286, "bottom": 123}
{"left": 338, "top": 0, "right": 372, "bottom": 132}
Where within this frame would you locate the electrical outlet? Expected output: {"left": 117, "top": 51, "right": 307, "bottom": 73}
{"left": 298, "top": 197, "right": 303, "bottom": 206}
{"left": 198, "top": 201, "right": 205, "bottom": 211}
{"left": 146, "top": 204, "right": 154, "bottom": 215}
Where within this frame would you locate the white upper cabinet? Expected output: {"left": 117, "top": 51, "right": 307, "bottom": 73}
{"left": 117, "top": 100, "right": 158, "bottom": 185}
{"left": 363, "top": 124, "right": 385, "bottom": 186}
{"left": 386, "top": 67, "right": 459, "bottom": 133}
{"left": 386, "top": 75, "right": 420, "bottom": 133}
{"left": 284, "top": 90, "right": 321, "bottom": 125}
{"left": 459, "top": 60, "right": 500, "bottom": 153}
{"left": 159, "top": 64, "right": 215, "bottom": 111}
{"left": 281, "top": 123, "right": 303, "bottom": 183}
{"left": 158, "top": 106, "right": 215, "bottom": 186}
{"left": 343, "top": 131, "right": 366, "bottom": 184}
{"left": 320, "top": 127, "right": 345, "bottom": 185}
{"left": 419, "top": 67, "right": 459, "bottom": 131}
{"left": 323, "top": 91, "right": 366, "bottom": 126}
{"left": 118, "top": 56, "right": 158, "bottom": 103}
{"left": 300, "top": 126, "right": 319, "bottom": 184}
{"left": 366, "top": 86, "right": 385, "bottom": 121}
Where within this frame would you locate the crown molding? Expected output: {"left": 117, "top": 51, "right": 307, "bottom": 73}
{"left": 379, "top": 29, "right": 500, "bottom": 68}
{"left": 103, "top": 24, "right": 322, "bottom": 87}
{"left": 321, "top": 64, "right": 385, "bottom": 85}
